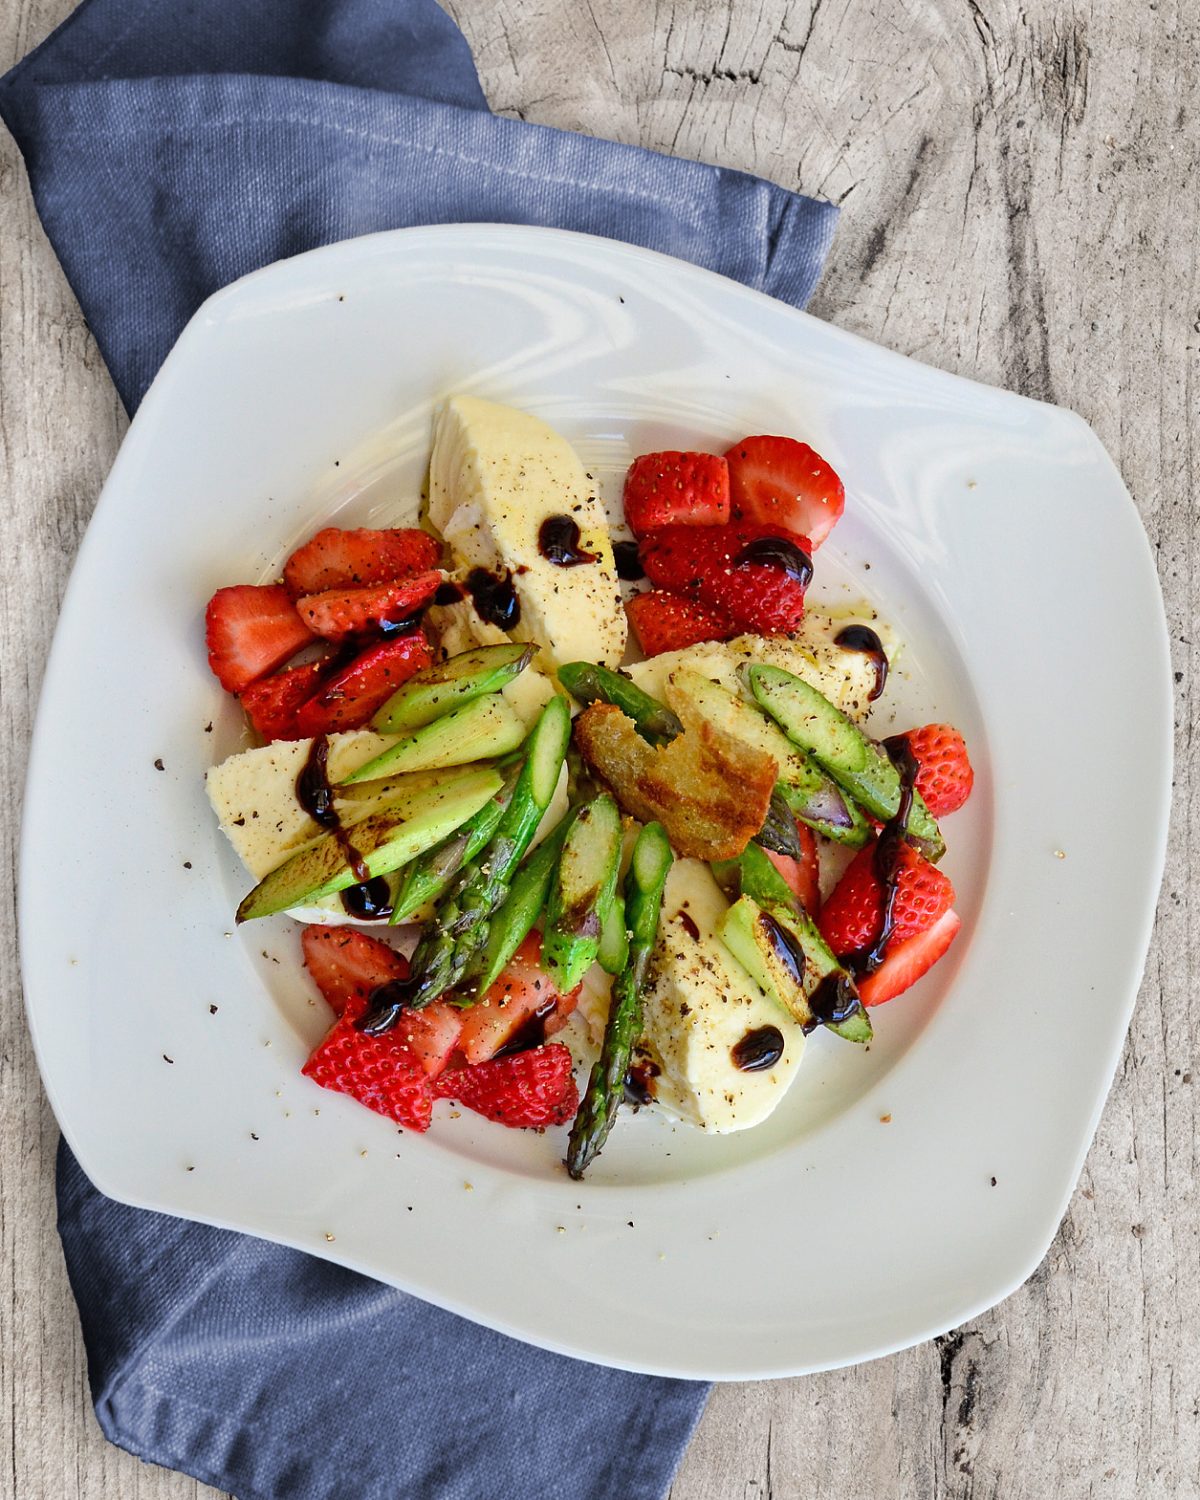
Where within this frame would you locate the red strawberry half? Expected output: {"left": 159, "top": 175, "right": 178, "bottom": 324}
{"left": 639, "top": 523, "right": 811, "bottom": 635}
{"left": 239, "top": 659, "right": 332, "bottom": 741}
{"left": 284, "top": 526, "right": 442, "bottom": 597}
{"left": 623, "top": 451, "right": 730, "bottom": 536}
{"left": 818, "top": 839, "right": 956, "bottom": 957}
{"left": 893, "top": 723, "right": 974, "bottom": 817}
{"left": 626, "top": 588, "right": 735, "bottom": 657}
{"left": 456, "top": 932, "right": 580, "bottom": 1066}
{"left": 301, "top": 928, "right": 461, "bottom": 1077}
{"left": 296, "top": 571, "right": 442, "bottom": 643}
{"left": 856, "top": 909, "right": 961, "bottom": 1007}
{"left": 765, "top": 819, "right": 820, "bottom": 915}
{"left": 303, "top": 1014, "right": 434, "bottom": 1131}
{"left": 724, "top": 435, "right": 845, "bottom": 548}
{"left": 434, "top": 1044, "right": 579, "bottom": 1129}
{"left": 205, "top": 584, "right": 314, "bottom": 693}
{"left": 294, "top": 632, "right": 434, "bottom": 736}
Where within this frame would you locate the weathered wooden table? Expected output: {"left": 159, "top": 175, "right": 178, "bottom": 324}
{"left": 3, "top": 1, "right": 1195, "bottom": 1495}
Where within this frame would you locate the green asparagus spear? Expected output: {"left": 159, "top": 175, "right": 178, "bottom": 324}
{"left": 717, "top": 843, "right": 872, "bottom": 1043}
{"left": 542, "top": 794, "right": 623, "bottom": 991}
{"left": 401, "top": 694, "right": 571, "bottom": 1009}
{"left": 556, "top": 662, "right": 682, "bottom": 746}
{"left": 388, "top": 765, "right": 519, "bottom": 924}
{"left": 596, "top": 889, "right": 630, "bottom": 975}
{"left": 566, "top": 822, "right": 673, "bottom": 1179}
{"left": 470, "top": 814, "right": 573, "bottom": 996}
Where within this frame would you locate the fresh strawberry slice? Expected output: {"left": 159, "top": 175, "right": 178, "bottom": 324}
{"left": 456, "top": 932, "right": 580, "bottom": 1066}
{"left": 296, "top": 571, "right": 442, "bottom": 643}
{"left": 283, "top": 527, "right": 442, "bottom": 597}
{"left": 724, "top": 435, "right": 845, "bottom": 548}
{"left": 857, "top": 909, "right": 961, "bottom": 1006}
{"left": 893, "top": 723, "right": 974, "bottom": 817}
{"left": 434, "top": 1044, "right": 579, "bottom": 1129}
{"left": 818, "top": 839, "right": 956, "bottom": 957}
{"left": 293, "top": 632, "right": 434, "bottom": 736}
{"left": 639, "top": 523, "right": 811, "bottom": 635}
{"left": 239, "top": 659, "right": 331, "bottom": 741}
{"left": 301, "top": 928, "right": 461, "bottom": 1077}
{"left": 623, "top": 451, "right": 731, "bottom": 536}
{"left": 626, "top": 588, "right": 735, "bottom": 656}
{"left": 205, "top": 584, "right": 314, "bottom": 693}
{"left": 303, "top": 1012, "right": 433, "bottom": 1131}
{"left": 302, "top": 925, "right": 407, "bottom": 1016}
{"left": 765, "top": 820, "right": 820, "bottom": 914}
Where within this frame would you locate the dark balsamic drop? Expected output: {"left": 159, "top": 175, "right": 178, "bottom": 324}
{"left": 340, "top": 877, "right": 394, "bottom": 921}
{"left": 493, "top": 997, "right": 558, "bottom": 1058}
{"left": 807, "top": 972, "right": 860, "bottom": 1028}
{"left": 733, "top": 535, "right": 813, "bottom": 588}
{"left": 538, "top": 514, "right": 597, "bottom": 567}
{"left": 834, "top": 624, "right": 889, "bottom": 702}
{"left": 434, "top": 580, "right": 464, "bottom": 606}
{"left": 356, "top": 974, "right": 421, "bottom": 1035}
{"left": 466, "top": 567, "right": 521, "bottom": 630}
{"left": 613, "top": 540, "right": 645, "bottom": 581}
{"left": 625, "top": 1057, "right": 661, "bottom": 1105}
{"left": 732, "top": 1026, "right": 785, "bottom": 1072}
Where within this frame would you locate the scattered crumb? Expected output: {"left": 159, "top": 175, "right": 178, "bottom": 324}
{"left": 1053, "top": 849, "right": 1067, "bottom": 860}
{"left": 966, "top": 479, "right": 977, "bottom": 490}
{"left": 209, "top": 1004, "right": 218, "bottom": 1015}
{"left": 154, "top": 758, "right": 164, "bottom": 771}
{"left": 186, "top": 1165, "right": 195, "bottom": 1172}
{"left": 325, "top": 1232, "right": 336, "bottom": 1242}
{"left": 360, "top": 1150, "right": 368, "bottom": 1158}
{"left": 658, "top": 1253, "right": 666, "bottom": 1262}
{"left": 627, "top": 1220, "right": 635, "bottom": 1228}
{"left": 183, "top": 861, "right": 192, "bottom": 870}
{"left": 205, "top": 722, "right": 213, "bottom": 733}
{"left": 464, "top": 1181, "right": 474, "bottom": 1192}
{"left": 163, "top": 1054, "right": 174, "bottom": 1064}
{"left": 556, "top": 1225, "right": 566, "bottom": 1235}
{"left": 879, "top": 1112, "right": 892, "bottom": 1124}
{"left": 990, "top": 1176, "right": 997, "bottom": 1187}
{"left": 250, "top": 1132, "right": 259, "bottom": 1141}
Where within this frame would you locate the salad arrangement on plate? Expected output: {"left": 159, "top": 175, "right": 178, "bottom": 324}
{"left": 203, "top": 397, "right": 974, "bottom": 1177}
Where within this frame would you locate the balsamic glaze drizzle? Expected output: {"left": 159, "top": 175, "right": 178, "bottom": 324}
{"left": 465, "top": 567, "right": 521, "bottom": 630}
{"left": 731, "top": 1026, "right": 785, "bottom": 1072}
{"left": 846, "top": 736, "right": 920, "bottom": 977}
{"left": 834, "top": 623, "right": 889, "bottom": 703}
{"left": 613, "top": 540, "right": 645, "bottom": 581}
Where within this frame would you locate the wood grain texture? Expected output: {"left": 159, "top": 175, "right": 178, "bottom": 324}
{"left": 1, "top": 1, "right": 1195, "bottom": 1497}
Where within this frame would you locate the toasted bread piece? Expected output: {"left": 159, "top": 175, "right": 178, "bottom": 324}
{"left": 573, "top": 703, "right": 776, "bottom": 861}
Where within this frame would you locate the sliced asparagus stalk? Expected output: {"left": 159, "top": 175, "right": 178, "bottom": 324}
{"left": 596, "top": 889, "right": 630, "bottom": 976}
{"left": 557, "top": 661, "right": 682, "bottom": 745}
{"left": 371, "top": 643, "right": 536, "bottom": 734}
{"left": 469, "top": 814, "right": 573, "bottom": 996}
{"left": 746, "top": 664, "right": 944, "bottom": 859}
{"left": 774, "top": 767, "right": 872, "bottom": 847}
{"left": 717, "top": 842, "right": 871, "bottom": 1043}
{"left": 566, "top": 822, "right": 673, "bottom": 1179}
{"left": 388, "top": 765, "right": 519, "bottom": 924}
{"left": 542, "top": 794, "right": 623, "bottom": 991}
{"left": 341, "top": 692, "right": 527, "bottom": 785}
{"left": 235, "top": 768, "right": 502, "bottom": 923}
{"left": 403, "top": 694, "right": 572, "bottom": 1010}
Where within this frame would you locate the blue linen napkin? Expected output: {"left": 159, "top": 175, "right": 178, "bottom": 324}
{"left": 4, "top": 3, "right": 837, "bottom": 1496}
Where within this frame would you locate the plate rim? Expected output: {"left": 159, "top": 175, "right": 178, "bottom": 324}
{"left": 18, "top": 222, "right": 1173, "bottom": 1380}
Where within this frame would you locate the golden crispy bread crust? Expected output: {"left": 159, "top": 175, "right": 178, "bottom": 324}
{"left": 573, "top": 703, "right": 776, "bottom": 861}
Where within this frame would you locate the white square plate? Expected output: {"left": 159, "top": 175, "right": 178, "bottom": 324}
{"left": 19, "top": 225, "right": 1170, "bottom": 1379}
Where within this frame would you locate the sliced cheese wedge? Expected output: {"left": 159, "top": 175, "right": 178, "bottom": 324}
{"left": 428, "top": 395, "right": 626, "bottom": 669}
